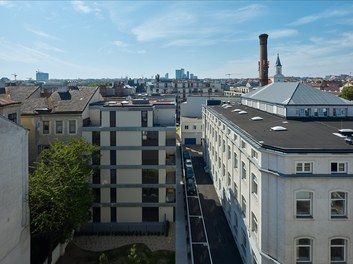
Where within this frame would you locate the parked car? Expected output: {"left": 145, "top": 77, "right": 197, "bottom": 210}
{"left": 183, "top": 151, "right": 190, "bottom": 160}
{"left": 185, "top": 167, "right": 194, "bottom": 179}
{"left": 185, "top": 159, "right": 192, "bottom": 168}
{"left": 187, "top": 178, "right": 196, "bottom": 195}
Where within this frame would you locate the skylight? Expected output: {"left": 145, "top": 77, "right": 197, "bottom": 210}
{"left": 251, "top": 116, "right": 263, "bottom": 121}
{"left": 238, "top": 111, "right": 248, "bottom": 114}
{"left": 232, "top": 109, "right": 241, "bottom": 112}
{"left": 271, "top": 126, "right": 287, "bottom": 131}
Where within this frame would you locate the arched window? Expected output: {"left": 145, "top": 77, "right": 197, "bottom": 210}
{"left": 296, "top": 238, "right": 313, "bottom": 263}
{"left": 330, "top": 238, "right": 347, "bottom": 263}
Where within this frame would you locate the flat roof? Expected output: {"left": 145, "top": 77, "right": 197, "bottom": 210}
{"left": 207, "top": 104, "right": 353, "bottom": 153}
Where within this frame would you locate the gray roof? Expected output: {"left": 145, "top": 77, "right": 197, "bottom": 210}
{"left": 6, "top": 86, "right": 39, "bottom": 102}
{"left": 242, "top": 82, "right": 353, "bottom": 106}
{"left": 21, "top": 87, "right": 99, "bottom": 115}
{"left": 207, "top": 103, "right": 353, "bottom": 152}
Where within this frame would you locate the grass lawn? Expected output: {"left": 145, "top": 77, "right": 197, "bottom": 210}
{"left": 57, "top": 242, "right": 175, "bottom": 264}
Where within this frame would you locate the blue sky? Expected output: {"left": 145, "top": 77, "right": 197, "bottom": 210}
{"left": 0, "top": 1, "right": 353, "bottom": 80}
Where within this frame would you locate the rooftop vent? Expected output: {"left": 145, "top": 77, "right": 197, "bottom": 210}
{"left": 271, "top": 126, "right": 287, "bottom": 131}
{"left": 232, "top": 109, "right": 241, "bottom": 112}
{"left": 238, "top": 111, "right": 248, "bottom": 115}
{"left": 251, "top": 116, "right": 263, "bottom": 121}
{"left": 338, "top": 129, "right": 353, "bottom": 137}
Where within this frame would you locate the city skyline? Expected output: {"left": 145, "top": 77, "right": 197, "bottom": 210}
{"left": 0, "top": 1, "right": 353, "bottom": 80}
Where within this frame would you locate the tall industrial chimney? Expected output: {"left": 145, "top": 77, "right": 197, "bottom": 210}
{"left": 258, "top": 34, "right": 269, "bottom": 86}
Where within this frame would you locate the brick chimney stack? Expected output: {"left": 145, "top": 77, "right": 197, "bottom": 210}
{"left": 259, "top": 34, "right": 269, "bottom": 87}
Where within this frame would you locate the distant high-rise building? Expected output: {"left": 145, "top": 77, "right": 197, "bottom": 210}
{"left": 36, "top": 71, "right": 49, "bottom": 81}
{"left": 186, "top": 71, "right": 189, "bottom": 79}
{"left": 175, "top": 68, "right": 185, "bottom": 80}
{"left": 190, "top": 73, "right": 194, "bottom": 80}
{"left": 165, "top": 73, "right": 169, "bottom": 79}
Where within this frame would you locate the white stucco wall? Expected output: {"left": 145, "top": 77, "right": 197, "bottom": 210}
{"left": 0, "top": 117, "right": 30, "bottom": 264}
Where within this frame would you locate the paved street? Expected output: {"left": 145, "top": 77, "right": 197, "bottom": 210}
{"left": 191, "top": 156, "right": 243, "bottom": 264}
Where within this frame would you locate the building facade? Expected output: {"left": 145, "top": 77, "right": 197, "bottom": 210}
{"left": 82, "top": 99, "right": 176, "bottom": 232}
{"left": 0, "top": 116, "right": 30, "bottom": 264}
{"left": 202, "top": 83, "right": 353, "bottom": 264}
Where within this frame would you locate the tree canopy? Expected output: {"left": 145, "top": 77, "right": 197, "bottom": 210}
{"left": 340, "top": 86, "right": 353, "bottom": 101}
{"left": 29, "top": 138, "right": 98, "bottom": 263}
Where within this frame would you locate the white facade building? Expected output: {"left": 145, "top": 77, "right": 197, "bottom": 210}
{"left": 82, "top": 99, "right": 176, "bottom": 233}
{"left": 180, "top": 117, "right": 202, "bottom": 145}
{"left": 202, "top": 83, "right": 353, "bottom": 264}
{"left": 0, "top": 116, "right": 30, "bottom": 264}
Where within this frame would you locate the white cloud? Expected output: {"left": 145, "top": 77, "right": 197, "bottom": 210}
{"left": 290, "top": 7, "right": 353, "bottom": 26}
{"left": 113, "top": 40, "right": 128, "bottom": 48}
{"left": 26, "top": 26, "right": 58, "bottom": 40}
{"left": 0, "top": 1, "right": 14, "bottom": 8}
{"left": 33, "top": 42, "right": 64, "bottom": 53}
{"left": 268, "top": 29, "right": 298, "bottom": 39}
{"left": 71, "top": 1, "right": 100, "bottom": 14}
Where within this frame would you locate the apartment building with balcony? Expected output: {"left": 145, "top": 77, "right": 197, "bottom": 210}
{"left": 82, "top": 98, "right": 176, "bottom": 232}
{"left": 202, "top": 82, "right": 353, "bottom": 264}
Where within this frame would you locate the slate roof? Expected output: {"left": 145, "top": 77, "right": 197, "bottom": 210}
{"left": 242, "top": 82, "right": 353, "bottom": 106}
{"left": 6, "top": 86, "right": 39, "bottom": 102}
{"left": 208, "top": 103, "right": 353, "bottom": 152}
{"left": 21, "top": 87, "right": 99, "bottom": 115}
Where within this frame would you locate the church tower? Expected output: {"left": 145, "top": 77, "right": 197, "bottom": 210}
{"left": 273, "top": 53, "right": 284, "bottom": 83}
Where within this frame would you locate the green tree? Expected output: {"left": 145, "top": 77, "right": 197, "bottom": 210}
{"left": 29, "top": 138, "right": 98, "bottom": 264}
{"left": 128, "top": 244, "right": 141, "bottom": 264}
{"left": 99, "top": 253, "right": 109, "bottom": 264}
{"left": 340, "top": 86, "right": 353, "bottom": 100}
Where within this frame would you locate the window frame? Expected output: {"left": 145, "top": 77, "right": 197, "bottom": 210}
{"left": 251, "top": 173, "right": 258, "bottom": 196}
{"left": 330, "top": 191, "right": 347, "bottom": 219}
{"left": 330, "top": 238, "right": 347, "bottom": 263}
{"left": 295, "top": 162, "right": 313, "bottom": 174}
{"left": 295, "top": 238, "right": 313, "bottom": 264}
{"left": 295, "top": 191, "right": 313, "bottom": 219}
{"left": 331, "top": 162, "right": 347, "bottom": 174}
{"left": 55, "top": 120, "right": 63, "bottom": 134}
{"left": 42, "top": 120, "right": 50, "bottom": 134}
{"left": 68, "top": 120, "right": 77, "bottom": 134}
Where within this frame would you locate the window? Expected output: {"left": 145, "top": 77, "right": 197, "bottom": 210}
{"left": 251, "top": 212, "right": 258, "bottom": 234}
{"left": 234, "top": 153, "right": 238, "bottom": 168}
{"left": 142, "top": 150, "right": 158, "bottom": 165}
{"left": 110, "top": 150, "right": 116, "bottom": 165}
{"left": 55, "top": 120, "right": 63, "bottom": 134}
{"left": 142, "top": 131, "right": 158, "bottom": 146}
{"left": 296, "top": 162, "right": 312, "bottom": 173}
{"left": 42, "top": 120, "right": 50, "bottom": 134}
{"left": 184, "top": 125, "right": 189, "bottom": 130}
{"left": 241, "top": 161, "right": 246, "bottom": 179}
{"left": 92, "top": 170, "right": 100, "bottom": 184}
{"left": 110, "top": 111, "right": 116, "bottom": 127}
{"left": 330, "top": 238, "right": 347, "bottom": 263}
{"left": 110, "top": 188, "right": 116, "bottom": 203}
{"left": 241, "top": 195, "right": 246, "bottom": 217}
{"left": 251, "top": 149, "right": 258, "bottom": 159}
{"left": 241, "top": 140, "right": 246, "bottom": 149}
{"left": 193, "top": 125, "right": 197, "bottom": 130}
{"left": 142, "top": 188, "right": 159, "bottom": 203}
{"left": 331, "top": 162, "right": 347, "bottom": 173}
{"left": 296, "top": 191, "right": 313, "bottom": 218}
{"left": 222, "top": 140, "right": 225, "bottom": 152}
{"left": 92, "top": 207, "right": 100, "bottom": 223}
{"left": 251, "top": 174, "right": 258, "bottom": 195}
{"left": 241, "top": 230, "right": 247, "bottom": 254}
{"left": 8, "top": 113, "right": 17, "bottom": 123}
{"left": 227, "top": 146, "right": 231, "bottom": 159}
{"left": 110, "top": 169, "right": 116, "bottom": 184}
{"left": 93, "top": 188, "right": 101, "bottom": 203}
{"left": 227, "top": 172, "right": 231, "bottom": 186}
{"left": 142, "top": 207, "right": 159, "bottom": 222}
{"left": 296, "top": 238, "right": 312, "bottom": 264}
{"left": 331, "top": 192, "right": 347, "bottom": 218}
{"left": 92, "top": 131, "right": 100, "bottom": 145}
{"left": 142, "top": 169, "right": 159, "bottom": 184}
{"left": 233, "top": 182, "right": 238, "bottom": 200}
{"left": 110, "top": 131, "right": 116, "bottom": 146}
{"left": 111, "top": 207, "right": 117, "bottom": 222}
{"left": 141, "top": 111, "right": 148, "bottom": 127}
{"left": 68, "top": 120, "right": 76, "bottom": 134}
{"left": 233, "top": 213, "right": 238, "bottom": 235}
